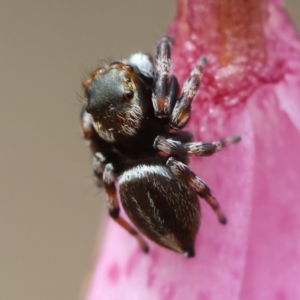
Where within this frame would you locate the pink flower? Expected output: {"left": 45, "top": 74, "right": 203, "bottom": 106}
{"left": 86, "top": 0, "right": 300, "bottom": 299}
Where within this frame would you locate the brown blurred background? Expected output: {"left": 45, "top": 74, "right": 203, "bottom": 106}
{"left": 0, "top": 1, "right": 299, "bottom": 299}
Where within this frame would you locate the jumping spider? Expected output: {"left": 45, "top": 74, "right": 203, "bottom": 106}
{"left": 81, "top": 37, "right": 240, "bottom": 257}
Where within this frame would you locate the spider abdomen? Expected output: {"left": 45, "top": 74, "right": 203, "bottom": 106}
{"left": 119, "top": 163, "right": 200, "bottom": 256}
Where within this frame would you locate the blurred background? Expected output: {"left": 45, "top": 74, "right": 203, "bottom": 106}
{"left": 0, "top": 1, "right": 299, "bottom": 299}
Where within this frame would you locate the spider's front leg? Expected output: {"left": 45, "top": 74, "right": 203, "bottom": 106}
{"left": 167, "top": 157, "right": 227, "bottom": 224}
{"left": 100, "top": 162, "right": 149, "bottom": 253}
{"left": 170, "top": 57, "right": 207, "bottom": 130}
{"left": 152, "top": 37, "right": 179, "bottom": 118}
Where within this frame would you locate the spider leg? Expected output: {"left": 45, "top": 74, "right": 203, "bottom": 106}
{"left": 81, "top": 104, "right": 127, "bottom": 168}
{"left": 167, "top": 157, "right": 227, "bottom": 224}
{"left": 152, "top": 37, "right": 179, "bottom": 118}
{"left": 103, "top": 163, "right": 149, "bottom": 253}
{"left": 168, "top": 75, "right": 179, "bottom": 115}
{"left": 81, "top": 106, "right": 148, "bottom": 251}
{"left": 81, "top": 106, "right": 97, "bottom": 140}
{"left": 154, "top": 135, "right": 241, "bottom": 157}
{"left": 81, "top": 106, "right": 111, "bottom": 160}
{"left": 170, "top": 57, "right": 207, "bottom": 130}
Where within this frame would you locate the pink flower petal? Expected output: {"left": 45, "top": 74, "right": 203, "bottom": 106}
{"left": 85, "top": 0, "right": 300, "bottom": 299}
{"left": 239, "top": 81, "right": 300, "bottom": 300}
{"left": 87, "top": 109, "right": 254, "bottom": 300}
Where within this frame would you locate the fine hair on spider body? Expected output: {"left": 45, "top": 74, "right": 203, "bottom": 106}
{"left": 81, "top": 37, "right": 241, "bottom": 257}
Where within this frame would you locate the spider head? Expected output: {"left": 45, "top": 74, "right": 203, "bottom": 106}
{"left": 83, "top": 63, "right": 144, "bottom": 141}
{"left": 83, "top": 63, "right": 139, "bottom": 117}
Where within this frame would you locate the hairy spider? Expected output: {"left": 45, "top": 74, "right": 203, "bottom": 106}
{"left": 81, "top": 37, "right": 240, "bottom": 257}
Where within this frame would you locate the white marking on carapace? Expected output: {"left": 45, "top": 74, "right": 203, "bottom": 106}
{"left": 82, "top": 111, "right": 93, "bottom": 131}
{"left": 121, "top": 92, "right": 143, "bottom": 136}
{"left": 92, "top": 120, "right": 115, "bottom": 142}
{"left": 126, "top": 52, "right": 154, "bottom": 78}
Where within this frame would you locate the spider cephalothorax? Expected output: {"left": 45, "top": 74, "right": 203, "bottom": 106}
{"left": 81, "top": 37, "right": 240, "bottom": 257}
{"left": 84, "top": 64, "right": 144, "bottom": 140}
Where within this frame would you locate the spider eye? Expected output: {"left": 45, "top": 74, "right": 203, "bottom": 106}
{"left": 124, "top": 90, "right": 134, "bottom": 101}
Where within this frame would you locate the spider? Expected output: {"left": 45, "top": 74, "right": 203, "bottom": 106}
{"left": 81, "top": 37, "right": 240, "bottom": 257}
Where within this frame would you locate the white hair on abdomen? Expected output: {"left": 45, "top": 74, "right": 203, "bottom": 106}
{"left": 119, "top": 164, "right": 172, "bottom": 185}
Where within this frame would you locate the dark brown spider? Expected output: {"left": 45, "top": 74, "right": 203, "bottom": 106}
{"left": 81, "top": 37, "right": 240, "bottom": 257}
